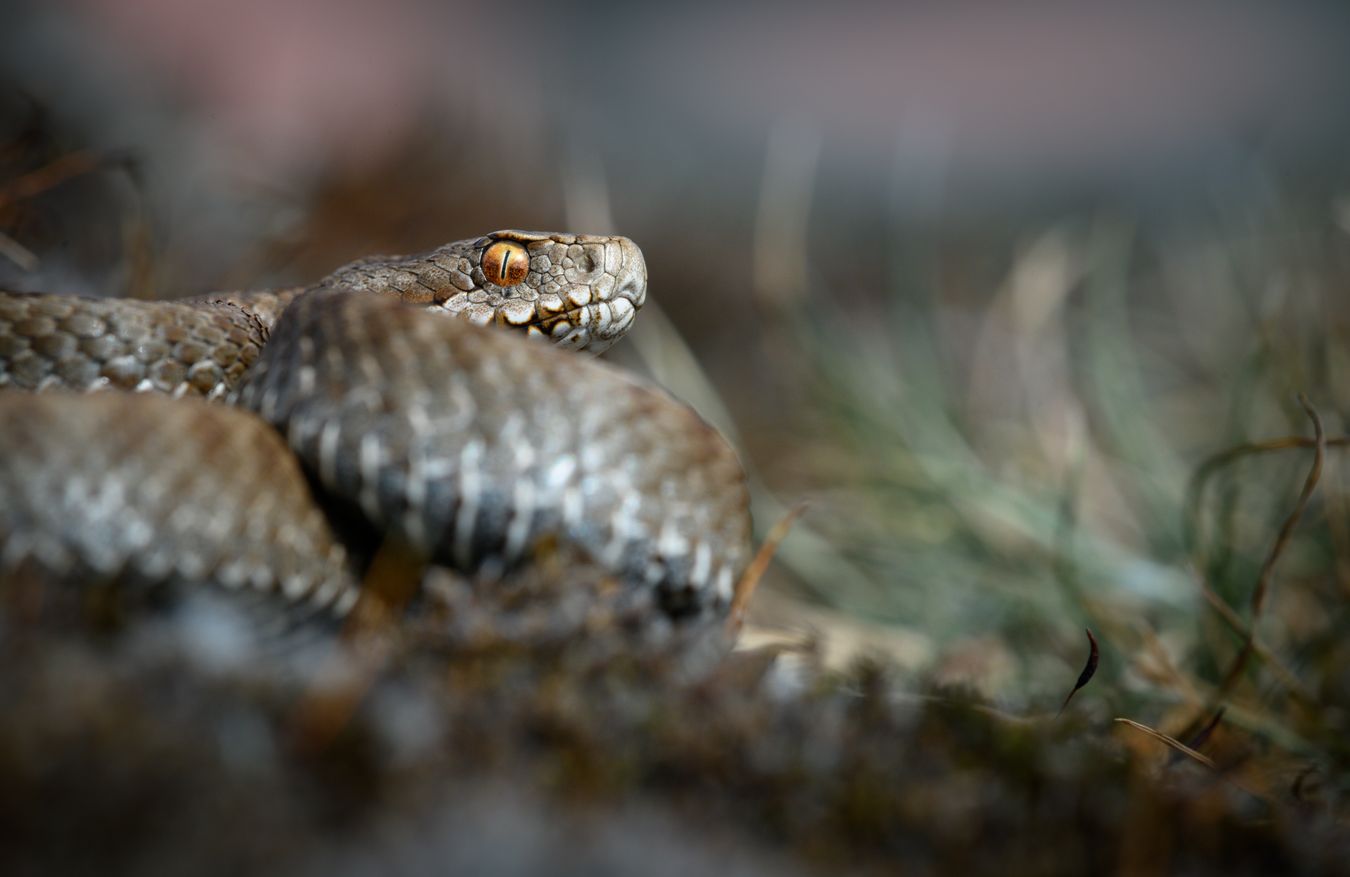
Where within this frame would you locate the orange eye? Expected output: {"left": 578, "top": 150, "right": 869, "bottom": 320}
{"left": 482, "top": 241, "right": 529, "bottom": 287}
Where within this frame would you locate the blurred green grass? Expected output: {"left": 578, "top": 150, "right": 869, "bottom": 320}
{"left": 733, "top": 180, "right": 1350, "bottom": 790}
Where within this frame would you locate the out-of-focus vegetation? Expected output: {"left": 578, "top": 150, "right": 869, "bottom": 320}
{"left": 5, "top": 0, "right": 1350, "bottom": 873}
{"left": 762, "top": 192, "right": 1350, "bottom": 679}
{"left": 749, "top": 190, "right": 1350, "bottom": 810}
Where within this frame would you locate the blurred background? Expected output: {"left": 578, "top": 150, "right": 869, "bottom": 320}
{"left": 4, "top": 0, "right": 1350, "bottom": 720}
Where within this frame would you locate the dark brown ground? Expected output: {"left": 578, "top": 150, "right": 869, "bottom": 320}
{"left": 1, "top": 563, "right": 1346, "bottom": 877}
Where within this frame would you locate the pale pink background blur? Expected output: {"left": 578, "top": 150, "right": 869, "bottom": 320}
{"left": 14, "top": 0, "right": 1349, "bottom": 203}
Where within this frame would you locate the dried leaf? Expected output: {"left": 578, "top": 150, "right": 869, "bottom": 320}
{"left": 1057, "top": 628, "right": 1099, "bottom": 717}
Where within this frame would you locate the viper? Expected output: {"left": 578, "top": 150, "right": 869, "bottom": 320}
{"left": 0, "top": 230, "right": 752, "bottom": 625}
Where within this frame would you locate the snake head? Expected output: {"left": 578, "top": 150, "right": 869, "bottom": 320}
{"left": 327, "top": 230, "right": 648, "bottom": 354}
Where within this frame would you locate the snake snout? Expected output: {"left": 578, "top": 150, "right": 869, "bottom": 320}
{"left": 611, "top": 236, "right": 648, "bottom": 312}
{"left": 573, "top": 236, "right": 646, "bottom": 353}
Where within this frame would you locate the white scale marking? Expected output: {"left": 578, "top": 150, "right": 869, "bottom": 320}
{"left": 599, "top": 488, "right": 643, "bottom": 569}
{"left": 561, "top": 486, "right": 583, "bottom": 529}
{"left": 282, "top": 573, "right": 309, "bottom": 601}
{"left": 333, "top": 587, "right": 360, "bottom": 617}
{"left": 403, "top": 414, "right": 428, "bottom": 507}
{"left": 504, "top": 478, "right": 537, "bottom": 561}
{"left": 714, "top": 566, "right": 735, "bottom": 603}
{"left": 690, "top": 541, "right": 712, "bottom": 590}
{"left": 317, "top": 421, "right": 341, "bottom": 487}
{"left": 658, "top": 520, "right": 690, "bottom": 560}
{"left": 452, "top": 440, "right": 484, "bottom": 568}
{"left": 260, "top": 387, "right": 280, "bottom": 421}
{"left": 309, "top": 571, "right": 343, "bottom": 609}
{"left": 357, "top": 432, "right": 384, "bottom": 519}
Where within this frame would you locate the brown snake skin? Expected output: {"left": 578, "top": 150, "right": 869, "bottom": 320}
{"left": 0, "top": 231, "right": 751, "bottom": 621}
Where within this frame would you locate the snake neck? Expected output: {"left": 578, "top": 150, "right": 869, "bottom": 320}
{"left": 194, "top": 286, "right": 308, "bottom": 335}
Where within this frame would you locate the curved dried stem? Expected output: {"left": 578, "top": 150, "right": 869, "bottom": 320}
{"left": 728, "top": 500, "right": 809, "bottom": 635}
{"left": 1182, "top": 395, "right": 1326, "bottom": 737}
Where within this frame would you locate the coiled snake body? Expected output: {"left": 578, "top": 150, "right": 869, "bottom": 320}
{"left": 0, "top": 231, "right": 751, "bottom": 623}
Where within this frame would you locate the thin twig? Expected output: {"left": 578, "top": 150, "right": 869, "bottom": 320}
{"left": 1186, "top": 434, "right": 1349, "bottom": 558}
{"left": 0, "top": 150, "right": 105, "bottom": 210}
{"left": 0, "top": 230, "right": 38, "bottom": 271}
{"left": 728, "top": 500, "right": 808, "bottom": 634}
{"left": 1115, "top": 717, "right": 1217, "bottom": 768}
{"left": 1184, "top": 396, "right": 1325, "bottom": 735}
{"left": 1189, "top": 568, "right": 1316, "bottom": 705}
{"left": 1252, "top": 396, "right": 1325, "bottom": 617}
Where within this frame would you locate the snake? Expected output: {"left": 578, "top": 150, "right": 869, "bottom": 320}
{"left": 0, "top": 230, "right": 752, "bottom": 624}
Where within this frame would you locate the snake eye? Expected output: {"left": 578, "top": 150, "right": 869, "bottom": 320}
{"left": 482, "top": 241, "right": 529, "bottom": 287}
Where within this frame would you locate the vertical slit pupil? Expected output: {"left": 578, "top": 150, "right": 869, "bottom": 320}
{"left": 486, "top": 242, "right": 525, "bottom": 286}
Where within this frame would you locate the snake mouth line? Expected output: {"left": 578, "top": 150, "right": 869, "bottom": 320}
{"left": 492, "top": 296, "right": 638, "bottom": 350}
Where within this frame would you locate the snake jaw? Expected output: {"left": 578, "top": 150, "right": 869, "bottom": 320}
{"left": 510, "top": 296, "right": 637, "bottom": 353}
